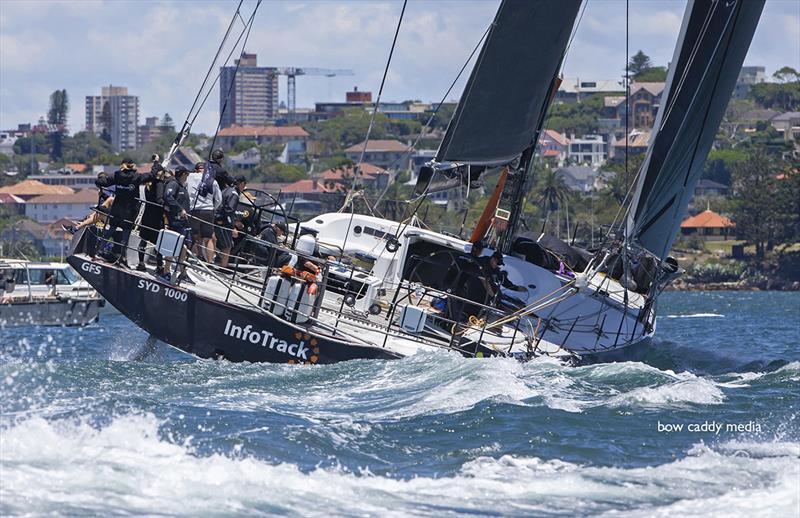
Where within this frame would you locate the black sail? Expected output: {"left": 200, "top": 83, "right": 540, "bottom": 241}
{"left": 628, "top": 0, "right": 765, "bottom": 260}
{"left": 435, "top": 0, "right": 582, "bottom": 166}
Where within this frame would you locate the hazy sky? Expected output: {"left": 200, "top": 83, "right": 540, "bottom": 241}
{"left": 1, "top": 0, "right": 798, "bottom": 135}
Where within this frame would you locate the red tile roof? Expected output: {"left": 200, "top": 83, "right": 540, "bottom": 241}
{"left": 680, "top": 209, "right": 734, "bottom": 229}
{"left": 26, "top": 188, "right": 99, "bottom": 205}
{"left": 64, "top": 163, "right": 88, "bottom": 172}
{"left": 542, "top": 149, "right": 562, "bottom": 158}
{"left": 281, "top": 179, "right": 343, "bottom": 194}
{"left": 541, "top": 129, "right": 569, "bottom": 147}
{"left": 344, "top": 139, "right": 411, "bottom": 153}
{"left": 0, "top": 180, "right": 75, "bottom": 196}
{"left": 319, "top": 163, "right": 386, "bottom": 180}
{"left": 218, "top": 125, "right": 309, "bottom": 138}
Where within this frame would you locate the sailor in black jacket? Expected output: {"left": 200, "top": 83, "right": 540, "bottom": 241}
{"left": 215, "top": 175, "right": 247, "bottom": 267}
{"left": 161, "top": 166, "right": 194, "bottom": 284}
{"left": 95, "top": 158, "right": 154, "bottom": 265}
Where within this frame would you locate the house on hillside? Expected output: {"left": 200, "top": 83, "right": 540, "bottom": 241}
{"left": 680, "top": 209, "right": 734, "bottom": 240}
{"left": 538, "top": 130, "right": 569, "bottom": 166}
{"left": 555, "top": 166, "right": 601, "bottom": 192}
{"left": 24, "top": 189, "right": 98, "bottom": 223}
{"left": 229, "top": 147, "right": 261, "bottom": 169}
{"left": 344, "top": 139, "right": 412, "bottom": 170}
{"left": 0, "top": 219, "right": 70, "bottom": 257}
{"left": 618, "top": 82, "right": 665, "bottom": 129}
{"left": 0, "top": 180, "right": 75, "bottom": 201}
{"left": 771, "top": 112, "right": 800, "bottom": 141}
{"left": 694, "top": 179, "right": 730, "bottom": 197}
{"left": 217, "top": 125, "right": 310, "bottom": 146}
{"left": 568, "top": 135, "right": 607, "bottom": 166}
{"left": 318, "top": 163, "right": 391, "bottom": 191}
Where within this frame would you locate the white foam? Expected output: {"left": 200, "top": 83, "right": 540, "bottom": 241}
{"left": 605, "top": 374, "right": 725, "bottom": 408}
{"left": 664, "top": 313, "right": 725, "bottom": 319}
{"left": 2, "top": 415, "right": 797, "bottom": 517}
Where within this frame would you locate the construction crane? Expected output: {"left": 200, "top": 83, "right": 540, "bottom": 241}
{"left": 275, "top": 67, "right": 354, "bottom": 113}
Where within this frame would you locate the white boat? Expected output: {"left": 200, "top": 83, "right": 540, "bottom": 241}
{"left": 0, "top": 259, "right": 105, "bottom": 326}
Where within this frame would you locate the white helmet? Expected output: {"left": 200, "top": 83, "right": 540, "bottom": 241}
{"left": 296, "top": 234, "right": 317, "bottom": 256}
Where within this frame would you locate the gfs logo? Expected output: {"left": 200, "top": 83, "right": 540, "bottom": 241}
{"left": 80, "top": 262, "right": 102, "bottom": 275}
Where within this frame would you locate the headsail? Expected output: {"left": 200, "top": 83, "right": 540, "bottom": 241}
{"left": 434, "top": 0, "right": 582, "bottom": 167}
{"left": 627, "top": 0, "right": 765, "bottom": 260}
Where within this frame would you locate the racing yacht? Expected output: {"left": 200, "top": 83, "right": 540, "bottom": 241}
{"left": 68, "top": 0, "right": 764, "bottom": 364}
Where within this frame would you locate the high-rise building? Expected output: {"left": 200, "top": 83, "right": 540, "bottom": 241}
{"left": 219, "top": 53, "right": 279, "bottom": 128}
{"left": 85, "top": 85, "right": 140, "bottom": 152}
{"left": 733, "top": 65, "right": 766, "bottom": 100}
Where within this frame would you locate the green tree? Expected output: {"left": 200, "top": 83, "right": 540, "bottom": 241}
{"left": 534, "top": 168, "right": 570, "bottom": 236}
{"left": 633, "top": 67, "right": 667, "bottom": 82}
{"left": 47, "top": 89, "right": 69, "bottom": 126}
{"left": 61, "top": 131, "right": 116, "bottom": 164}
{"left": 628, "top": 50, "right": 652, "bottom": 78}
{"left": 773, "top": 66, "right": 800, "bottom": 83}
{"left": 162, "top": 112, "right": 175, "bottom": 129}
{"left": 749, "top": 81, "right": 800, "bottom": 112}
{"left": 730, "top": 148, "right": 781, "bottom": 258}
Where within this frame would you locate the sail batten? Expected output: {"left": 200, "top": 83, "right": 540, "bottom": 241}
{"left": 434, "top": 0, "right": 582, "bottom": 167}
{"left": 627, "top": 0, "right": 765, "bottom": 260}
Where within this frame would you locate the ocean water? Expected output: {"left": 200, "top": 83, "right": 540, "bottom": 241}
{"left": 0, "top": 291, "right": 798, "bottom": 517}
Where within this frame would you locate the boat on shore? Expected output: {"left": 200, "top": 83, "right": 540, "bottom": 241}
{"left": 0, "top": 259, "right": 105, "bottom": 326}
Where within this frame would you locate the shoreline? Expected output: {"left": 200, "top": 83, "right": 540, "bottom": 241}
{"left": 666, "top": 279, "right": 800, "bottom": 291}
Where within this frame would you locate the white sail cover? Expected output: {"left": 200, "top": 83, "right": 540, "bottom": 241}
{"left": 628, "top": 0, "right": 765, "bottom": 260}
{"left": 435, "top": 0, "right": 582, "bottom": 167}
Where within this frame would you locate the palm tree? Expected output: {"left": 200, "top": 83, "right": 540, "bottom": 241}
{"left": 535, "top": 169, "right": 570, "bottom": 238}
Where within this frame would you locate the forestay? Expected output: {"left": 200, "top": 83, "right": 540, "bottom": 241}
{"left": 434, "top": 0, "right": 582, "bottom": 167}
{"left": 627, "top": 0, "right": 765, "bottom": 260}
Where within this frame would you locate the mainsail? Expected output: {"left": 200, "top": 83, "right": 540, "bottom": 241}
{"left": 434, "top": 0, "right": 582, "bottom": 167}
{"left": 627, "top": 0, "right": 765, "bottom": 260}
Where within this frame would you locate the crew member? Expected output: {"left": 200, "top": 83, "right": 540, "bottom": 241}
{"left": 215, "top": 175, "right": 247, "bottom": 268}
{"left": 95, "top": 158, "right": 154, "bottom": 266}
{"left": 187, "top": 161, "right": 221, "bottom": 262}
{"left": 250, "top": 221, "right": 292, "bottom": 268}
{"left": 478, "top": 250, "right": 527, "bottom": 302}
{"left": 136, "top": 162, "right": 167, "bottom": 272}
{"left": 163, "top": 166, "right": 193, "bottom": 284}
{"left": 210, "top": 149, "right": 233, "bottom": 190}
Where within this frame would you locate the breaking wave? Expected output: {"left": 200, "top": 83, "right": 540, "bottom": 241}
{"left": 1, "top": 413, "right": 797, "bottom": 517}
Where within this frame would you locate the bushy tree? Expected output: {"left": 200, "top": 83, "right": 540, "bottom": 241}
{"left": 730, "top": 148, "right": 781, "bottom": 258}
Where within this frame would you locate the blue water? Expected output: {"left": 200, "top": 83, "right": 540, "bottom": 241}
{"left": 1, "top": 292, "right": 798, "bottom": 517}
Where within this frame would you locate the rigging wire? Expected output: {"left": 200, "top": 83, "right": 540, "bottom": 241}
{"left": 207, "top": 0, "right": 262, "bottom": 159}
{"left": 163, "top": 0, "right": 244, "bottom": 163}
{"left": 372, "top": 20, "right": 493, "bottom": 210}
{"left": 339, "top": 0, "right": 408, "bottom": 257}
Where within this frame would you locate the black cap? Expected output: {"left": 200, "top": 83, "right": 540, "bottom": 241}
{"left": 211, "top": 149, "right": 224, "bottom": 161}
{"left": 274, "top": 221, "right": 288, "bottom": 233}
{"left": 175, "top": 166, "right": 189, "bottom": 176}
{"left": 234, "top": 175, "right": 247, "bottom": 185}
{"left": 491, "top": 250, "right": 504, "bottom": 265}
{"left": 194, "top": 161, "right": 205, "bottom": 170}
{"left": 121, "top": 157, "right": 135, "bottom": 165}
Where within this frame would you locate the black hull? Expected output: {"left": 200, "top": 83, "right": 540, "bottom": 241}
{"left": 67, "top": 255, "right": 400, "bottom": 364}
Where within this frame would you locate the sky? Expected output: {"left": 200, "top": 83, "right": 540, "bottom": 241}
{"left": 0, "top": 0, "right": 798, "bottom": 135}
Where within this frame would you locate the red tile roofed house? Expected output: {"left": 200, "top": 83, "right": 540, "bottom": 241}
{"left": 680, "top": 209, "right": 734, "bottom": 240}
{"left": 538, "top": 130, "right": 569, "bottom": 166}
{"left": 0, "top": 218, "right": 71, "bottom": 257}
{"left": 343, "top": 139, "right": 412, "bottom": 170}
{"left": 318, "top": 163, "right": 391, "bottom": 190}
{"left": 625, "top": 82, "right": 666, "bottom": 129}
{"left": 24, "top": 188, "right": 99, "bottom": 223}
{"left": 0, "top": 180, "right": 74, "bottom": 200}
{"left": 217, "top": 125, "right": 310, "bottom": 147}
{"left": 0, "top": 193, "right": 25, "bottom": 216}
